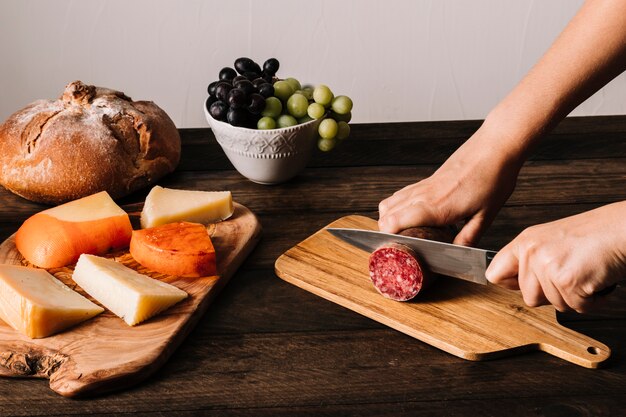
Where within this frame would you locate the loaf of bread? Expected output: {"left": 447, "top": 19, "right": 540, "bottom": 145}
{"left": 0, "top": 81, "right": 181, "bottom": 204}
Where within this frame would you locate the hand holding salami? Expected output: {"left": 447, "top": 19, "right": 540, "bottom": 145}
{"left": 377, "top": 126, "right": 522, "bottom": 247}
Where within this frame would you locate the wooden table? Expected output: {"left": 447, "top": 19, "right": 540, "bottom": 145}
{"left": 1, "top": 116, "right": 625, "bottom": 416}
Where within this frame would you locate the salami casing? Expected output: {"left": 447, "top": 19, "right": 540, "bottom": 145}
{"left": 368, "top": 226, "right": 455, "bottom": 301}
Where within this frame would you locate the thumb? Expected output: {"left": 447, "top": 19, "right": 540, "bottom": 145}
{"left": 486, "top": 241, "right": 520, "bottom": 290}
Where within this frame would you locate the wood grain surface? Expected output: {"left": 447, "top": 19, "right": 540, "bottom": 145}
{"left": 0, "top": 203, "right": 261, "bottom": 398}
{"left": 276, "top": 215, "right": 611, "bottom": 368}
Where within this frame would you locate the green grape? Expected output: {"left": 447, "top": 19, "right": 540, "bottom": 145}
{"left": 295, "top": 88, "right": 313, "bottom": 100}
{"left": 307, "top": 102, "right": 326, "bottom": 119}
{"left": 261, "top": 96, "right": 283, "bottom": 118}
{"left": 318, "top": 118, "right": 338, "bottom": 139}
{"left": 257, "top": 116, "right": 277, "bottom": 130}
{"left": 277, "top": 114, "right": 298, "bottom": 128}
{"left": 273, "top": 80, "right": 295, "bottom": 102}
{"left": 298, "top": 114, "right": 314, "bottom": 124}
{"left": 336, "top": 121, "right": 350, "bottom": 140}
{"left": 332, "top": 110, "right": 352, "bottom": 123}
{"left": 331, "top": 95, "right": 353, "bottom": 115}
{"left": 286, "top": 93, "right": 309, "bottom": 118}
{"left": 318, "top": 137, "right": 336, "bottom": 152}
{"left": 285, "top": 77, "right": 302, "bottom": 91}
{"left": 313, "top": 84, "right": 334, "bottom": 107}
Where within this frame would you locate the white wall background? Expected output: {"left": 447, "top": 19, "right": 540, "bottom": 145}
{"left": 1, "top": 0, "right": 625, "bottom": 128}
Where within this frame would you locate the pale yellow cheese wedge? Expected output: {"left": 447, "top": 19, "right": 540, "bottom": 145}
{"left": 72, "top": 254, "right": 188, "bottom": 326}
{"left": 140, "top": 185, "right": 233, "bottom": 228}
{"left": 0, "top": 265, "right": 104, "bottom": 338}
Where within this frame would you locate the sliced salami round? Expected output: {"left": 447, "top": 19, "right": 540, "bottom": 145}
{"left": 368, "top": 226, "right": 455, "bottom": 301}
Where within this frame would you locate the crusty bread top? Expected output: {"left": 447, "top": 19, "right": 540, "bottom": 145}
{"left": 0, "top": 81, "right": 181, "bottom": 204}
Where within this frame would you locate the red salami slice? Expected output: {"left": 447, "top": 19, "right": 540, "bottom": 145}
{"left": 368, "top": 226, "right": 455, "bottom": 301}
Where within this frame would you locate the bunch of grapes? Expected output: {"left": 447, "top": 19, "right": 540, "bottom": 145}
{"left": 206, "top": 57, "right": 353, "bottom": 151}
{"left": 206, "top": 57, "right": 278, "bottom": 128}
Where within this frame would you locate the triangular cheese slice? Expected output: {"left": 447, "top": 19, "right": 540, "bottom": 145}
{"left": 72, "top": 254, "right": 187, "bottom": 326}
{"left": 0, "top": 265, "right": 104, "bottom": 338}
{"left": 140, "top": 186, "right": 233, "bottom": 228}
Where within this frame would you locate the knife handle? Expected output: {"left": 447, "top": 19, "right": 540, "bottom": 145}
{"left": 485, "top": 250, "right": 497, "bottom": 267}
{"left": 594, "top": 280, "right": 626, "bottom": 297}
{"left": 595, "top": 284, "right": 616, "bottom": 296}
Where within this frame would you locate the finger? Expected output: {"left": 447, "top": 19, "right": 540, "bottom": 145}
{"left": 535, "top": 272, "right": 569, "bottom": 312}
{"left": 485, "top": 242, "right": 520, "bottom": 290}
{"left": 574, "top": 282, "right": 614, "bottom": 313}
{"left": 559, "top": 284, "right": 596, "bottom": 314}
{"left": 378, "top": 183, "right": 422, "bottom": 216}
{"left": 520, "top": 276, "right": 549, "bottom": 308}
{"left": 378, "top": 202, "right": 440, "bottom": 234}
{"left": 517, "top": 257, "right": 549, "bottom": 308}
{"left": 378, "top": 196, "right": 393, "bottom": 218}
{"left": 453, "top": 214, "right": 487, "bottom": 247}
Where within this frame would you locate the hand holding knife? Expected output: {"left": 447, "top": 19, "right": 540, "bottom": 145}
{"left": 327, "top": 227, "right": 620, "bottom": 298}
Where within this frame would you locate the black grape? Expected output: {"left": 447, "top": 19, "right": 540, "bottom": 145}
{"left": 234, "top": 57, "right": 261, "bottom": 75}
{"left": 227, "top": 107, "right": 249, "bottom": 127}
{"left": 207, "top": 80, "right": 219, "bottom": 96}
{"left": 215, "top": 82, "right": 233, "bottom": 102}
{"left": 252, "top": 78, "right": 266, "bottom": 88}
{"left": 257, "top": 83, "right": 274, "bottom": 98}
{"left": 219, "top": 67, "right": 237, "bottom": 82}
{"left": 243, "top": 71, "right": 260, "bottom": 81}
{"left": 234, "top": 79, "right": 256, "bottom": 96}
{"left": 263, "top": 58, "right": 279, "bottom": 76}
{"left": 261, "top": 72, "right": 274, "bottom": 83}
{"left": 247, "top": 93, "right": 266, "bottom": 115}
{"left": 209, "top": 100, "right": 229, "bottom": 121}
{"left": 206, "top": 95, "right": 217, "bottom": 110}
{"left": 227, "top": 88, "right": 247, "bottom": 109}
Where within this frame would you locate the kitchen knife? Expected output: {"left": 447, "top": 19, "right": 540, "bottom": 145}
{"left": 327, "top": 228, "right": 496, "bottom": 285}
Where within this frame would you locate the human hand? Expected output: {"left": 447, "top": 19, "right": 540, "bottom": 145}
{"left": 378, "top": 125, "right": 525, "bottom": 246}
{"left": 486, "top": 201, "right": 626, "bottom": 313}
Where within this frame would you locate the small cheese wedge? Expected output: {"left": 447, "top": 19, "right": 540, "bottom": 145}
{"left": 140, "top": 185, "right": 233, "bottom": 228}
{"left": 130, "top": 221, "right": 217, "bottom": 277}
{"left": 72, "top": 254, "right": 188, "bottom": 326}
{"left": 15, "top": 191, "right": 132, "bottom": 268}
{"left": 0, "top": 265, "right": 104, "bottom": 338}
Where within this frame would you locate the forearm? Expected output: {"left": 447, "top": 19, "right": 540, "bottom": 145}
{"left": 482, "top": 0, "right": 626, "bottom": 161}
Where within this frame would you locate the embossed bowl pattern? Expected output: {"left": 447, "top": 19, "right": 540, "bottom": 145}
{"left": 204, "top": 99, "right": 322, "bottom": 184}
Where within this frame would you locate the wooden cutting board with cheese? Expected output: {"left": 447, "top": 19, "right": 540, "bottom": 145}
{"left": 275, "top": 215, "right": 611, "bottom": 368}
{"left": 0, "top": 194, "right": 261, "bottom": 397}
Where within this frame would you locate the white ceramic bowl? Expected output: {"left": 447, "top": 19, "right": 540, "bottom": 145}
{"left": 204, "top": 99, "right": 322, "bottom": 185}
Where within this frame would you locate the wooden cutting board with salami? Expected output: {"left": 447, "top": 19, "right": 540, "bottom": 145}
{"left": 0, "top": 202, "right": 261, "bottom": 397}
{"left": 274, "top": 215, "right": 611, "bottom": 368}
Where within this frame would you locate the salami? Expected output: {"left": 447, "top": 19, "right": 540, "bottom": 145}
{"left": 368, "top": 226, "right": 455, "bottom": 301}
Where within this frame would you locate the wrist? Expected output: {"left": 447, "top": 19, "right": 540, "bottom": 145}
{"left": 469, "top": 112, "right": 531, "bottom": 172}
{"left": 599, "top": 201, "right": 626, "bottom": 281}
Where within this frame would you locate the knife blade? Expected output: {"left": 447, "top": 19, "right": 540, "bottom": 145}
{"left": 327, "top": 228, "right": 496, "bottom": 285}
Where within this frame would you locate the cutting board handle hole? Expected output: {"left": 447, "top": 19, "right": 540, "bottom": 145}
{"left": 587, "top": 346, "right": 600, "bottom": 355}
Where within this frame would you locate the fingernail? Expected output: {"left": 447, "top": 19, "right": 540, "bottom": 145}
{"left": 485, "top": 263, "right": 496, "bottom": 283}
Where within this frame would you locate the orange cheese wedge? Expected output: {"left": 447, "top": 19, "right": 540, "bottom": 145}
{"left": 15, "top": 191, "right": 132, "bottom": 268}
{"left": 130, "top": 221, "right": 217, "bottom": 277}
